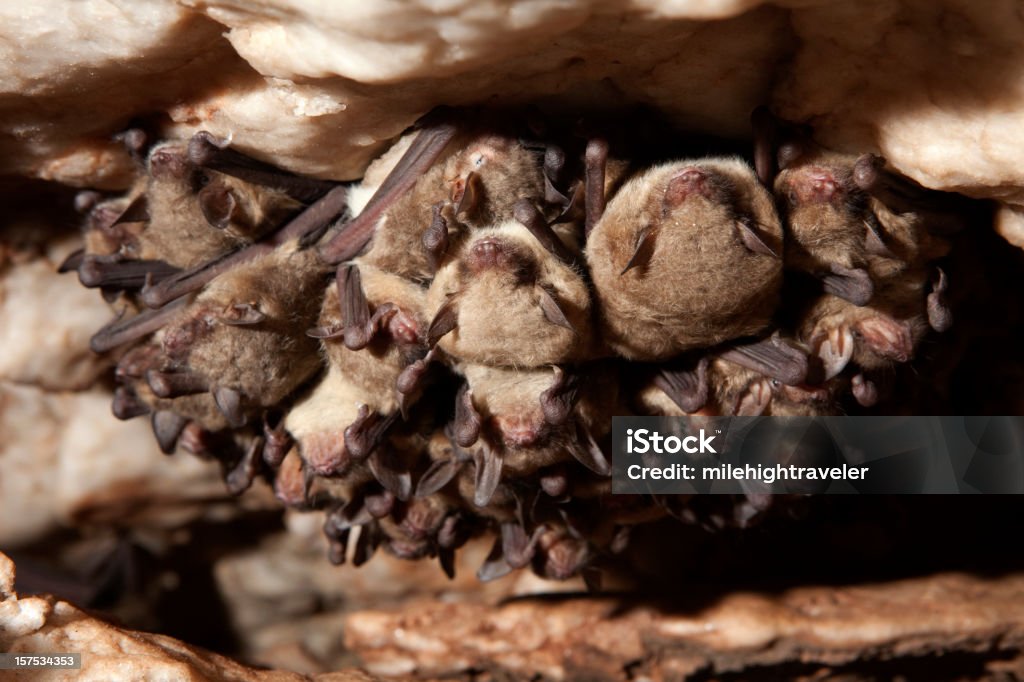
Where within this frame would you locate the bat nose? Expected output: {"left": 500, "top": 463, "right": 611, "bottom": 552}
{"left": 494, "top": 415, "right": 544, "bottom": 447}
{"left": 149, "top": 148, "right": 189, "bottom": 180}
{"left": 468, "top": 238, "right": 518, "bottom": 272}
{"left": 664, "top": 167, "right": 709, "bottom": 206}
{"left": 792, "top": 167, "right": 840, "bottom": 203}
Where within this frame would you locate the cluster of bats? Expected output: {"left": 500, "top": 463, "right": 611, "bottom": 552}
{"left": 59, "top": 107, "right": 970, "bottom": 584}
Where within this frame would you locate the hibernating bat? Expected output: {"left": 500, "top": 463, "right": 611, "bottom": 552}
{"left": 425, "top": 218, "right": 593, "bottom": 367}
{"left": 586, "top": 156, "right": 784, "bottom": 361}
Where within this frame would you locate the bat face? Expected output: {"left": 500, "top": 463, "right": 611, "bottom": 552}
{"left": 441, "top": 134, "right": 545, "bottom": 228}
{"left": 284, "top": 365, "right": 370, "bottom": 478}
{"left": 353, "top": 130, "right": 546, "bottom": 283}
{"left": 708, "top": 358, "right": 840, "bottom": 416}
{"left": 799, "top": 288, "right": 930, "bottom": 374}
{"left": 82, "top": 191, "right": 147, "bottom": 257}
{"left": 427, "top": 221, "right": 592, "bottom": 367}
{"left": 315, "top": 262, "right": 429, "bottom": 414}
{"left": 160, "top": 243, "right": 327, "bottom": 422}
{"left": 774, "top": 151, "right": 871, "bottom": 275}
{"left": 130, "top": 142, "right": 301, "bottom": 269}
{"left": 586, "top": 157, "right": 783, "bottom": 361}
{"left": 457, "top": 363, "right": 615, "bottom": 481}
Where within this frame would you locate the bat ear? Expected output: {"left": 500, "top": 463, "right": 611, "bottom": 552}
{"left": 114, "top": 194, "right": 150, "bottom": 225}
{"left": 225, "top": 436, "right": 263, "bottom": 495}
{"left": 198, "top": 182, "right": 239, "bottom": 230}
{"left": 149, "top": 146, "right": 190, "bottom": 180}
{"left": 537, "top": 286, "right": 576, "bottom": 333}
{"left": 736, "top": 220, "right": 780, "bottom": 259}
{"left": 540, "top": 366, "right": 581, "bottom": 426}
{"left": 472, "top": 444, "right": 503, "bottom": 507}
{"left": 452, "top": 171, "right": 483, "bottom": 220}
{"left": 477, "top": 535, "right": 513, "bottom": 582}
{"left": 864, "top": 216, "right": 897, "bottom": 258}
{"left": 220, "top": 302, "right": 267, "bottom": 326}
{"left": 368, "top": 449, "right": 412, "bottom": 501}
{"left": 415, "top": 457, "right": 462, "bottom": 498}
{"left": 213, "top": 385, "right": 247, "bottom": 427}
{"left": 569, "top": 423, "right": 611, "bottom": 476}
{"left": 453, "top": 384, "right": 482, "bottom": 447}
{"left": 151, "top": 410, "right": 187, "bottom": 454}
{"left": 620, "top": 225, "right": 655, "bottom": 275}
{"left": 427, "top": 297, "right": 459, "bottom": 347}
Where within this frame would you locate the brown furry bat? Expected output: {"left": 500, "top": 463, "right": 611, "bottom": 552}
{"left": 586, "top": 157, "right": 784, "bottom": 361}
{"left": 425, "top": 220, "right": 593, "bottom": 367}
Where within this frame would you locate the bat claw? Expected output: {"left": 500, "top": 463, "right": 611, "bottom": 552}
{"left": 151, "top": 410, "right": 187, "bottom": 454}
{"left": 818, "top": 327, "right": 855, "bottom": 380}
{"left": 213, "top": 385, "right": 247, "bottom": 427}
{"left": 851, "top": 373, "right": 879, "bottom": 407}
{"left": 655, "top": 357, "right": 710, "bottom": 413}
{"left": 225, "top": 436, "right": 263, "bottom": 495}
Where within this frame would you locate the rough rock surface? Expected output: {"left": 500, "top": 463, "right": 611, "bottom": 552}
{"left": 0, "top": 0, "right": 1022, "bottom": 221}
{"left": 0, "top": 551, "right": 375, "bottom": 682}
{"left": 345, "top": 573, "right": 1024, "bottom": 680}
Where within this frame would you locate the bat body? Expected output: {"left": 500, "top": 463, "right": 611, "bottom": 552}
{"left": 426, "top": 220, "right": 593, "bottom": 367}
{"left": 131, "top": 141, "right": 302, "bottom": 269}
{"left": 586, "top": 157, "right": 783, "bottom": 361}
{"left": 159, "top": 241, "right": 329, "bottom": 425}
{"left": 349, "top": 129, "right": 547, "bottom": 283}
